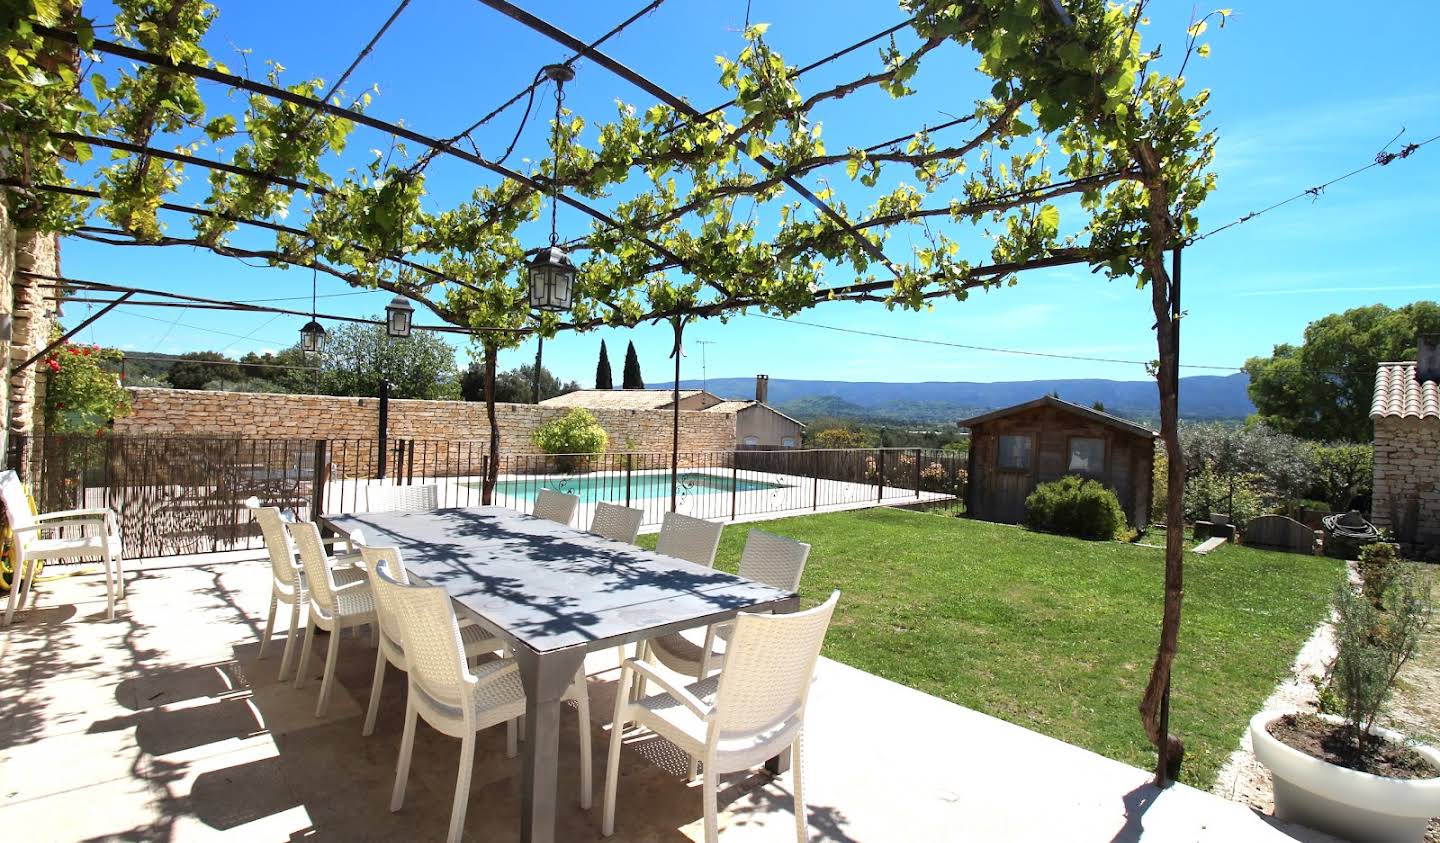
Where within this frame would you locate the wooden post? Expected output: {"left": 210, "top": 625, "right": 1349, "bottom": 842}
{"left": 669, "top": 317, "right": 686, "bottom": 513}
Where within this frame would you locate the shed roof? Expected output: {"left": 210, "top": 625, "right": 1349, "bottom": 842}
{"left": 703, "top": 400, "right": 807, "bottom": 427}
{"left": 956, "top": 395, "right": 1157, "bottom": 439}
{"left": 1371, "top": 362, "right": 1440, "bottom": 421}
{"left": 538, "top": 389, "right": 710, "bottom": 410}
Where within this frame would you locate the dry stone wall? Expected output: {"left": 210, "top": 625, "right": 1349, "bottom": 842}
{"left": 113, "top": 387, "right": 737, "bottom": 472}
{"left": 1373, "top": 416, "right": 1440, "bottom": 557}
{"left": 0, "top": 205, "right": 60, "bottom": 462}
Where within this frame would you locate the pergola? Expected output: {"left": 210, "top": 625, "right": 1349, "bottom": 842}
{"left": 0, "top": 0, "right": 1221, "bottom": 787}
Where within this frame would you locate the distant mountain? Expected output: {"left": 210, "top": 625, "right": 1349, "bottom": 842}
{"left": 675, "top": 373, "right": 1254, "bottom": 425}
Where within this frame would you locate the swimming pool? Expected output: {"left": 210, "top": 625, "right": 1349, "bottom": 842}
{"left": 487, "top": 471, "right": 784, "bottom": 504}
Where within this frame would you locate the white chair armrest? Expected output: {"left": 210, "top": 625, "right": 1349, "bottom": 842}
{"left": 471, "top": 660, "right": 521, "bottom": 689}
{"left": 625, "top": 659, "right": 713, "bottom": 720}
{"left": 36, "top": 508, "right": 114, "bottom": 522}
{"left": 13, "top": 517, "right": 109, "bottom": 535}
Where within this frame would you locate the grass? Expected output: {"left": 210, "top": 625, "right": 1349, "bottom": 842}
{"left": 639, "top": 507, "right": 1344, "bottom": 788}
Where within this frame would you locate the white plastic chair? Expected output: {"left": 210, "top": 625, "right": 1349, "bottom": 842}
{"left": 1, "top": 469, "right": 123, "bottom": 626}
{"left": 291, "top": 520, "right": 377, "bottom": 716}
{"left": 646, "top": 530, "right": 811, "bottom": 681}
{"left": 252, "top": 504, "right": 365, "bottom": 681}
{"left": 367, "top": 483, "right": 440, "bottom": 512}
{"left": 385, "top": 566, "right": 593, "bottom": 843}
{"left": 654, "top": 512, "right": 724, "bottom": 567}
{"left": 533, "top": 488, "right": 580, "bottom": 526}
{"left": 358, "top": 545, "right": 508, "bottom": 738}
{"left": 590, "top": 502, "right": 644, "bottom": 544}
{"left": 603, "top": 591, "right": 841, "bottom": 843}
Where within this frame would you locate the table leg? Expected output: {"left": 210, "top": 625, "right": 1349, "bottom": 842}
{"left": 515, "top": 645, "right": 587, "bottom": 843}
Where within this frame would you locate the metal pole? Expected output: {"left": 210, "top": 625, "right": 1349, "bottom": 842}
{"left": 877, "top": 449, "right": 886, "bottom": 502}
{"left": 11, "top": 292, "right": 134, "bottom": 374}
{"left": 377, "top": 378, "right": 391, "bottom": 479}
{"left": 669, "top": 317, "right": 685, "bottom": 513}
{"left": 532, "top": 334, "right": 544, "bottom": 403}
{"left": 914, "top": 447, "right": 922, "bottom": 497}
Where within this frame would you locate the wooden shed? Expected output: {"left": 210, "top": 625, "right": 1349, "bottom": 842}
{"left": 958, "top": 396, "right": 1157, "bottom": 527}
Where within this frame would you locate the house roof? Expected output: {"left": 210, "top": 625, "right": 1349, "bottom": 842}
{"left": 956, "top": 395, "right": 1158, "bottom": 439}
{"left": 1371, "top": 362, "right": 1440, "bottom": 420}
{"left": 538, "top": 389, "right": 709, "bottom": 411}
{"left": 702, "top": 400, "right": 807, "bottom": 428}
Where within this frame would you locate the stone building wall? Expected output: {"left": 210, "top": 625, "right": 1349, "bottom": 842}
{"left": 1372, "top": 416, "right": 1440, "bottom": 556}
{"left": 0, "top": 204, "right": 60, "bottom": 465}
{"left": 112, "top": 387, "right": 738, "bottom": 460}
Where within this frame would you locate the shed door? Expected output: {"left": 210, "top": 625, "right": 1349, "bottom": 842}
{"left": 992, "top": 470, "right": 1032, "bottom": 523}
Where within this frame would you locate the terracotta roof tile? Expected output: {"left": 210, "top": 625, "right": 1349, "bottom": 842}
{"left": 1371, "top": 362, "right": 1440, "bottom": 420}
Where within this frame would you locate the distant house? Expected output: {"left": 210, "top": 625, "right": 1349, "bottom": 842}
{"left": 1371, "top": 336, "right": 1440, "bottom": 554}
{"left": 958, "top": 395, "right": 1157, "bottom": 527}
{"left": 538, "top": 375, "right": 804, "bottom": 449}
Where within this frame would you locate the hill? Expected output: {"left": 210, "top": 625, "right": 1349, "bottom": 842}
{"left": 675, "top": 373, "right": 1253, "bottom": 426}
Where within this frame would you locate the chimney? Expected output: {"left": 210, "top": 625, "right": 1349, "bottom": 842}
{"left": 755, "top": 374, "right": 769, "bottom": 404}
{"left": 1420, "top": 334, "right": 1440, "bottom": 383}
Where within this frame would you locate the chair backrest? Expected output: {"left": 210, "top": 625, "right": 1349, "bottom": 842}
{"left": 590, "top": 502, "right": 644, "bottom": 544}
{"left": 290, "top": 520, "right": 341, "bottom": 613}
{"left": 252, "top": 505, "right": 301, "bottom": 587}
{"left": 738, "top": 530, "right": 810, "bottom": 592}
{"left": 0, "top": 470, "right": 35, "bottom": 533}
{"left": 534, "top": 488, "right": 580, "bottom": 526}
{"left": 387, "top": 570, "right": 472, "bottom": 710}
{"left": 367, "top": 483, "right": 440, "bottom": 513}
{"left": 713, "top": 591, "right": 840, "bottom": 737}
{"left": 655, "top": 512, "right": 723, "bottom": 567}
{"left": 362, "top": 546, "right": 410, "bottom": 650}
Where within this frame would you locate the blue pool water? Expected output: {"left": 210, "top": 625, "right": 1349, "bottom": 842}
{"left": 489, "top": 472, "right": 783, "bottom": 504}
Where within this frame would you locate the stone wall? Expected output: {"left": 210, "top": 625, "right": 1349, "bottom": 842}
{"left": 0, "top": 204, "right": 60, "bottom": 463}
{"left": 113, "top": 387, "right": 737, "bottom": 459}
{"left": 1372, "top": 416, "right": 1440, "bottom": 556}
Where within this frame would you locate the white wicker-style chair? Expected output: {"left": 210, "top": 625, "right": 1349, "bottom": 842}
{"left": 252, "top": 504, "right": 365, "bottom": 681}
{"left": 358, "top": 545, "right": 508, "bottom": 738}
{"left": 654, "top": 512, "right": 724, "bottom": 567}
{"left": 589, "top": 502, "right": 644, "bottom": 544}
{"left": 533, "top": 488, "right": 580, "bottom": 526}
{"left": 366, "top": 483, "right": 440, "bottom": 512}
{"left": 291, "top": 520, "right": 377, "bottom": 716}
{"left": 385, "top": 566, "right": 593, "bottom": 843}
{"left": 645, "top": 530, "right": 811, "bottom": 682}
{"left": 603, "top": 591, "right": 841, "bottom": 843}
{"left": 1, "top": 469, "right": 123, "bottom": 627}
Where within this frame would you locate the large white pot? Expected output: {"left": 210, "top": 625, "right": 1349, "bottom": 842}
{"left": 1250, "top": 711, "right": 1440, "bottom": 843}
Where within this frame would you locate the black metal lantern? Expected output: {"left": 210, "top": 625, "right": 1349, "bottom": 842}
{"left": 299, "top": 319, "right": 326, "bottom": 353}
{"left": 527, "top": 245, "right": 575, "bottom": 313}
{"left": 385, "top": 294, "right": 414, "bottom": 338}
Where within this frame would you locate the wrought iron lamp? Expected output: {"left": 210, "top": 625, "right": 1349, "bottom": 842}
{"left": 300, "top": 266, "right": 326, "bottom": 353}
{"left": 385, "top": 293, "right": 414, "bottom": 338}
{"left": 526, "top": 64, "right": 577, "bottom": 314}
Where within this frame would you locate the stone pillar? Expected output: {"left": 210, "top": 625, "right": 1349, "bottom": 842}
{"left": 7, "top": 228, "right": 60, "bottom": 476}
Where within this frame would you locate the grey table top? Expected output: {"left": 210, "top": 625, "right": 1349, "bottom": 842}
{"left": 321, "top": 507, "right": 796, "bottom": 655}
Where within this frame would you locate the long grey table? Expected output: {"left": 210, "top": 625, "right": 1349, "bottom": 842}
{"left": 320, "top": 506, "right": 799, "bottom": 843}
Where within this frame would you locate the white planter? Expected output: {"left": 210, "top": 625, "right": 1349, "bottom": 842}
{"left": 1250, "top": 712, "right": 1440, "bottom": 843}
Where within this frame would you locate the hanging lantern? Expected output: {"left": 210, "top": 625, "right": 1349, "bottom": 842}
{"left": 527, "top": 245, "right": 575, "bottom": 313}
{"left": 299, "top": 319, "right": 326, "bottom": 354}
{"left": 385, "top": 294, "right": 415, "bottom": 338}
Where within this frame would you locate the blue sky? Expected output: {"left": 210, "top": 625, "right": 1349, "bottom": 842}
{"left": 58, "top": 0, "right": 1440, "bottom": 388}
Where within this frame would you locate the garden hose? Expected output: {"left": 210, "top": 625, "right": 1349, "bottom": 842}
{"left": 1322, "top": 511, "right": 1380, "bottom": 542}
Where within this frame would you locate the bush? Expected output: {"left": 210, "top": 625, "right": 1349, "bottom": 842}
{"left": 1183, "top": 462, "right": 1266, "bottom": 527}
{"left": 531, "top": 409, "right": 608, "bottom": 471}
{"left": 1357, "top": 542, "right": 1403, "bottom": 609}
{"left": 1024, "top": 476, "right": 1126, "bottom": 541}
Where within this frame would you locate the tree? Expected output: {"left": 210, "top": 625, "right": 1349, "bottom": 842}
{"left": 1244, "top": 303, "right": 1440, "bottom": 442}
{"left": 1311, "top": 442, "right": 1374, "bottom": 512}
{"left": 1092, "top": 400, "right": 1107, "bottom": 412}
{"left": 167, "top": 351, "right": 242, "bottom": 390}
{"left": 809, "top": 427, "right": 870, "bottom": 448}
{"left": 463, "top": 363, "right": 578, "bottom": 404}
{"left": 621, "top": 341, "right": 644, "bottom": 390}
{"left": 595, "top": 340, "right": 613, "bottom": 390}
{"left": 239, "top": 347, "right": 316, "bottom": 393}
{"left": 314, "top": 320, "right": 461, "bottom": 400}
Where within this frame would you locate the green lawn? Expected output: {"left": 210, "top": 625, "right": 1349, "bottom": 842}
{"left": 639, "top": 507, "right": 1344, "bottom": 787}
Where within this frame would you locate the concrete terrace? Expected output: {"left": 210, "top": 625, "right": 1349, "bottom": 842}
{"left": 0, "top": 554, "right": 1338, "bottom": 842}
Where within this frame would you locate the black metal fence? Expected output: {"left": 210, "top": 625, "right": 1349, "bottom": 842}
{"left": 7, "top": 434, "right": 966, "bottom": 559}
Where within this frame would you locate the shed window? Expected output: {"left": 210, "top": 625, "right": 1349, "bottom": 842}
{"left": 743, "top": 436, "right": 760, "bottom": 447}
{"left": 781, "top": 437, "right": 797, "bottom": 448}
{"left": 1068, "top": 437, "right": 1105, "bottom": 473}
{"left": 997, "top": 435, "right": 1032, "bottom": 470}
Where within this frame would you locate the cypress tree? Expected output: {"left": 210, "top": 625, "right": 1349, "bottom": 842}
{"left": 595, "top": 340, "right": 614, "bottom": 390}
{"left": 622, "top": 341, "right": 645, "bottom": 389}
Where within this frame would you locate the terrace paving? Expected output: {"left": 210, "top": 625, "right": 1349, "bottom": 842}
{"left": 0, "top": 553, "right": 1338, "bottom": 841}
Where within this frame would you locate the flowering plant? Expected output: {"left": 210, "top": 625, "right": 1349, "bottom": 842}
{"left": 42, "top": 337, "right": 130, "bottom": 434}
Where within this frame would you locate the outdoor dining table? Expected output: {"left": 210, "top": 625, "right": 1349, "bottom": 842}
{"left": 320, "top": 505, "right": 800, "bottom": 843}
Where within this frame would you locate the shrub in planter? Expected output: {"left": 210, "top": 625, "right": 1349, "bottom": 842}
{"left": 1023, "top": 475, "right": 1125, "bottom": 541}
{"left": 1251, "top": 560, "right": 1439, "bottom": 842}
{"left": 531, "top": 408, "right": 608, "bottom": 472}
